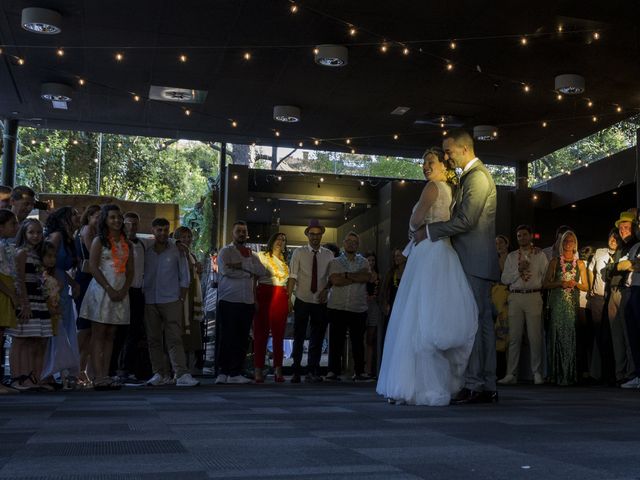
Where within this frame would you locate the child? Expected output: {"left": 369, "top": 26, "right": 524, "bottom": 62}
{"left": 7, "top": 219, "right": 54, "bottom": 391}
{"left": 41, "top": 242, "right": 63, "bottom": 340}
{"left": 0, "top": 209, "right": 19, "bottom": 395}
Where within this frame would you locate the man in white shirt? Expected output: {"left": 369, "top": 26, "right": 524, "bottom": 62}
{"left": 325, "top": 232, "right": 371, "bottom": 382}
{"left": 498, "top": 225, "right": 548, "bottom": 385}
{"left": 287, "top": 219, "right": 334, "bottom": 383}
{"left": 216, "top": 221, "right": 266, "bottom": 384}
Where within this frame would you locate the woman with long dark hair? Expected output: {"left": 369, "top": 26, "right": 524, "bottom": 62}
{"left": 253, "top": 232, "right": 289, "bottom": 383}
{"left": 79, "top": 205, "right": 133, "bottom": 389}
{"left": 42, "top": 206, "right": 81, "bottom": 389}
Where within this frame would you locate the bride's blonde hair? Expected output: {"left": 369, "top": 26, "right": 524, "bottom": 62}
{"left": 421, "top": 147, "right": 459, "bottom": 187}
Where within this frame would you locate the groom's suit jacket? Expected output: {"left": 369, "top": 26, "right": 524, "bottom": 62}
{"left": 428, "top": 159, "right": 500, "bottom": 282}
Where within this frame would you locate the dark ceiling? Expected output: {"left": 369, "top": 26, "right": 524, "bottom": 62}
{"left": 1, "top": 1, "right": 639, "bottom": 166}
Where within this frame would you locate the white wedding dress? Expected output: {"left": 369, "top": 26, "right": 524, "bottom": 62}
{"left": 377, "top": 181, "right": 478, "bottom": 406}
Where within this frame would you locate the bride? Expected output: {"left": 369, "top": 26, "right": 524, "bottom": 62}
{"left": 376, "top": 147, "right": 478, "bottom": 406}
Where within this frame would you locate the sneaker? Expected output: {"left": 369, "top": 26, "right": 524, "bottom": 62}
{"left": 290, "top": 373, "right": 301, "bottom": 384}
{"left": 324, "top": 372, "right": 341, "bottom": 382}
{"left": 146, "top": 373, "right": 165, "bottom": 386}
{"left": 214, "top": 374, "right": 228, "bottom": 384}
{"left": 176, "top": 373, "right": 200, "bottom": 387}
{"left": 533, "top": 373, "right": 544, "bottom": 385}
{"left": 353, "top": 373, "right": 375, "bottom": 383}
{"left": 620, "top": 376, "right": 640, "bottom": 389}
{"left": 498, "top": 374, "right": 517, "bottom": 385}
{"left": 226, "top": 375, "right": 252, "bottom": 384}
{"left": 119, "top": 375, "right": 145, "bottom": 387}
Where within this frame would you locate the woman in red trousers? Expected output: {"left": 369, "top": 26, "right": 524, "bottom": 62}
{"left": 254, "top": 232, "right": 289, "bottom": 383}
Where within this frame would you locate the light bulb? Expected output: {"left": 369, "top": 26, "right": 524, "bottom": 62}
{"left": 446, "top": 62, "right": 453, "bottom": 71}
{"left": 556, "top": 93, "right": 563, "bottom": 101}
{"left": 346, "top": 138, "right": 351, "bottom": 144}
{"left": 298, "top": 141, "right": 303, "bottom": 147}
{"left": 179, "top": 54, "right": 187, "bottom": 63}
{"left": 243, "top": 52, "right": 251, "bottom": 60}
{"left": 320, "top": 177, "right": 324, "bottom": 182}
{"left": 380, "top": 43, "right": 388, "bottom": 53}
{"left": 592, "top": 115, "right": 597, "bottom": 122}
{"left": 587, "top": 100, "right": 593, "bottom": 107}
{"left": 275, "top": 131, "right": 280, "bottom": 137}
{"left": 78, "top": 78, "right": 85, "bottom": 86}
{"left": 231, "top": 120, "right": 238, "bottom": 128}
{"left": 349, "top": 27, "right": 357, "bottom": 36}
{"left": 557, "top": 25, "right": 563, "bottom": 33}
{"left": 616, "top": 106, "right": 622, "bottom": 113}
{"left": 351, "top": 148, "right": 355, "bottom": 154}
{"left": 450, "top": 41, "right": 457, "bottom": 50}
{"left": 520, "top": 37, "right": 528, "bottom": 45}
{"left": 523, "top": 84, "right": 530, "bottom": 93}
{"left": 56, "top": 48, "right": 64, "bottom": 57}
{"left": 185, "top": 109, "right": 191, "bottom": 116}
{"left": 593, "top": 32, "right": 600, "bottom": 40}
{"left": 402, "top": 47, "right": 409, "bottom": 56}
{"left": 30, "top": 139, "right": 36, "bottom": 145}
{"left": 393, "top": 134, "right": 399, "bottom": 140}
{"left": 542, "top": 121, "right": 548, "bottom": 127}
{"left": 133, "top": 95, "right": 140, "bottom": 102}
{"left": 314, "top": 139, "right": 320, "bottom": 145}
{"left": 115, "top": 52, "right": 124, "bottom": 61}
{"left": 290, "top": 3, "right": 298, "bottom": 13}
{"left": 17, "top": 58, "right": 24, "bottom": 65}
{"left": 72, "top": 139, "right": 78, "bottom": 145}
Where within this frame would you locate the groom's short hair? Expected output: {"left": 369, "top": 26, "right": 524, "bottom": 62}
{"left": 447, "top": 129, "right": 474, "bottom": 149}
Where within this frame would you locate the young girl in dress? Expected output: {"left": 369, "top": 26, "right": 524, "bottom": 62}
{"left": 41, "top": 242, "right": 63, "bottom": 335}
{"left": 79, "top": 205, "right": 133, "bottom": 390}
{"left": 7, "top": 219, "right": 54, "bottom": 391}
{"left": 0, "top": 209, "right": 19, "bottom": 395}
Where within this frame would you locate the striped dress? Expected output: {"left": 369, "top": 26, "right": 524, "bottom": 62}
{"left": 7, "top": 249, "right": 53, "bottom": 338}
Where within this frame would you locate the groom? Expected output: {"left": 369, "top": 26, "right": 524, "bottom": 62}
{"left": 415, "top": 129, "right": 500, "bottom": 404}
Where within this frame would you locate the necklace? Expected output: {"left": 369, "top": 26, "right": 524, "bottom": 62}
{"left": 264, "top": 252, "right": 288, "bottom": 283}
{"left": 559, "top": 254, "right": 577, "bottom": 294}
{"left": 110, "top": 234, "right": 129, "bottom": 274}
{"left": 518, "top": 247, "right": 533, "bottom": 282}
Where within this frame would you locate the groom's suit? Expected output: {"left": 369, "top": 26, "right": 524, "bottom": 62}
{"left": 428, "top": 158, "right": 500, "bottom": 392}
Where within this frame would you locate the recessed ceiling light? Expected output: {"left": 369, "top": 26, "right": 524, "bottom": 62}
{"left": 21, "top": 8, "right": 62, "bottom": 35}
{"left": 390, "top": 106, "right": 410, "bottom": 116}
{"left": 555, "top": 74, "right": 585, "bottom": 95}
{"left": 273, "top": 105, "right": 301, "bottom": 123}
{"left": 314, "top": 45, "right": 348, "bottom": 67}
{"left": 149, "top": 86, "right": 207, "bottom": 104}
{"left": 473, "top": 125, "right": 499, "bottom": 141}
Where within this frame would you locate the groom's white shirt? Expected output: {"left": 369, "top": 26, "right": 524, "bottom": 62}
{"left": 425, "top": 157, "right": 479, "bottom": 239}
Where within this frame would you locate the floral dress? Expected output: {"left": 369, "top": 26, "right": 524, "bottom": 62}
{"left": 548, "top": 258, "right": 580, "bottom": 386}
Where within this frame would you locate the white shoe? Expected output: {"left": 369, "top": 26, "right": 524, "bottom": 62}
{"left": 214, "top": 374, "right": 228, "bottom": 384}
{"left": 146, "top": 373, "right": 165, "bottom": 386}
{"left": 226, "top": 375, "right": 252, "bottom": 384}
{"left": 620, "top": 376, "right": 640, "bottom": 389}
{"left": 176, "top": 373, "right": 200, "bottom": 387}
{"left": 498, "top": 374, "right": 517, "bottom": 385}
{"left": 534, "top": 373, "right": 544, "bottom": 385}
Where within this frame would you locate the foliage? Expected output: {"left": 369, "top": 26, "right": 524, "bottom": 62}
{"left": 13, "top": 128, "right": 219, "bottom": 209}
{"left": 529, "top": 114, "right": 640, "bottom": 185}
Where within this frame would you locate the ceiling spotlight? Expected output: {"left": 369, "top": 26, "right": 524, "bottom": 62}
{"left": 56, "top": 48, "right": 64, "bottom": 57}
{"left": 179, "top": 54, "right": 187, "bottom": 63}
{"left": 243, "top": 52, "right": 251, "bottom": 61}
{"left": 314, "top": 44, "right": 348, "bottom": 67}
{"left": 520, "top": 36, "right": 528, "bottom": 45}
{"left": 40, "top": 82, "right": 73, "bottom": 108}
{"left": 273, "top": 105, "right": 301, "bottom": 123}
{"left": 115, "top": 52, "right": 124, "bottom": 62}
{"left": 21, "top": 7, "right": 62, "bottom": 35}
{"left": 450, "top": 41, "right": 457, "bottom": 50}
{"left": 473, "top": 125, "right": 499, "bottom": 141}
{"left": 555, "top": 74, "right": 585, "bottom": 95}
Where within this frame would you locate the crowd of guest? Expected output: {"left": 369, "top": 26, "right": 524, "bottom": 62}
{"left": 495, "top": 209, "right": 640, "bottom": 388}
{"left": 2, "top": 183, "right": 639, "bottom": 394}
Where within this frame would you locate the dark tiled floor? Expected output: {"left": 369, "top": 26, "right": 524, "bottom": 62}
{"left": 1, "top": 382, "right": 640, "bottom": 479}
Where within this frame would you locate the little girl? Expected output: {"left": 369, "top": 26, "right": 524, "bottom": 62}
{"left": 41, "top": 242, "right": 63, "bottom": 339}
{"left": 7, "top": 219, "right": 54, "bottom": 391}
{"left": 0, "top": 209, "right": 19, "bottom": 395}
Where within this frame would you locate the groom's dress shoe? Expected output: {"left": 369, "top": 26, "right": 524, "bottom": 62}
{"left": 481, "top": 390, "right": 499, "bottom": 403}
{"left": 451, "top": 389, "right": 499, "bottom": 405}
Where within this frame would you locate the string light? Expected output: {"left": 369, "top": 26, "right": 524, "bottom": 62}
{"left": 298, "top": 141, "right": 303, "bottom": 147}
{"left": 56, "top": 48, "right": 64, "bottom": 57}
{"left": 442, "top": 130, "right": 448, "bottom": 136}
{"left": 72, "top": 139, "right": 78, "bottom": 145}
{"left": 30, "top": 139, "right": 36, "bottom": 145}
{"left": 587, "top": 100, "right": 593, "bottom": 107}
{"left": 449, "top": 41, "right": 457, "bottom": 50}
{"left": 592, "top": 115, "right": 597, "bottom": 122}
{"left": 393, "top": 134, "right": 399, "bottom": 140}
{"left": 402, "top": 47, "right": 410, "bottom": 56}
{"left": 184, "top": 108, "right": 191, "bottom": 116}
{"left": 557, "top": 25, "right": 564, "bottom": 33}
{"left": 380, "top": 43, "right": 388, "bottom": 53}
{"left": 400, "top": 179, "right": 405, "bottom": 184}
{"left": 179, "top": 54, "right": 187, "bottom": 63}
{"left": 78, "top": 78, "right": 85, "bottom": 86}
{"left": 313, "top": 47, "right": 319, "bottom": 55}
{"left": 346, "top": 138, "right": 351, "bottom": 145}
{"left": 542, "top": 121, "right": 548, "bottom": 127}
{"left": 446, "top": 62, "right": 454, "bottom": 71}
{"left": 243, "top": 52, "right": 251, "bottom": 60}
{"left": 133, "top": 95, "right": 140, "bottom": 102}
{"left": 277, "top": 176, "right": 282, "bottom": 181}
{"left": 275, "top": 130, "right": 280, "bottom": 137}
{"left": 556, "top": 93, "right": 563, "bottom": 101}
{"left": 45, "top": 147, "right": 50, "bottom": 153}
{"left": 314, "top": 139, "right": 320, "bottom": 145}
{"left": 231, "top": 120, "right": 238, "bottom": 128}
{"left": 117, "top": 142, "right": 122, "bottom": 148}
{"left": 593, "top": 32, "right": 600, "bottom": 40}
{"left": 351, "top": 148, "right": 356, "bottom": 154}
{"left": 17, "top": 58, "right": 24, "bottom": 65}
{"left": 520, "top": 36, "right": 528, "bottom": 46}
{"left": 349, "top": 27, "right": 357, "bottom": 36}
{"left": 115, "top": 52, "right": 124, "bottom": 62}
{"left": 290, "top": 3, "right": 298, "bottom": 13}
{"left": 233, "top": 174, "right": 239, "bottom": 180}
{"left": 523, "top": 84, "right": 530, "bottom": 93}
{"left": 616, "top": 105, "right": 622, "bottom": 113}
{"left": 319, "top": 177, "right": 325, "bottom": 182}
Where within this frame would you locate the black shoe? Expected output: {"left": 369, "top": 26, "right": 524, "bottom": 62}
{"left": 352, "top": 374, "right": 375, "bottom": 383}
{"left": 481, "top": 390, "right": 499, "bottom": 403}
{"left": 324, "top": 372, "right": 341, "bottom": 382}
{"left": 290, "top": 374, "right": 301, "bottom": 384}
{"left": 451, "top": 389, "right": 482, "bottom": 405}
{"left": 305, "top": 374, "right": 323, "bottom": 383}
